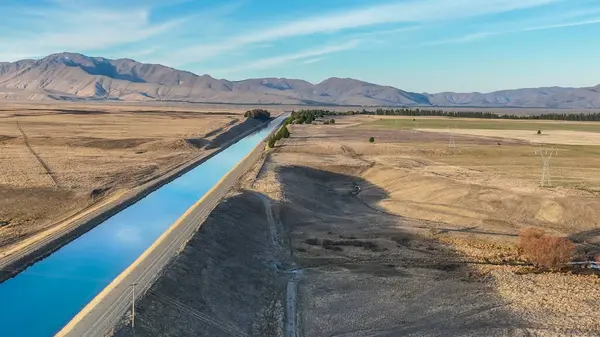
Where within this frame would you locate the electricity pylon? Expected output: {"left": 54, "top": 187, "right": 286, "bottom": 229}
{"left": 535, "top": 147, "right": 557, "bottom": 187}
{"left": 448, "top": 126, "right": 456, "bottom": 148}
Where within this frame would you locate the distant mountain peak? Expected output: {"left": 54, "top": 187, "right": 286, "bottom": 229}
{"left": 0, "top": 52, "right": 599, "bottom": 108}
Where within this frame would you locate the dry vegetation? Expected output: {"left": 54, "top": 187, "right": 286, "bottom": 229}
{"left": 0, "top": 102, "right": 263, "bottom": 255}
{"left": 517, "top": 227, "right": 576, "bottom": 269}
{"left": 111, "top": 113, "right": 600, "bottom": 336}
{"left": 273, "top": 116, "right": 600, "bottom": 335}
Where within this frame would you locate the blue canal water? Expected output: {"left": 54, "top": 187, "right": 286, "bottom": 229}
{"left": 0, "top": 115, "right": 286, "bottom": 337}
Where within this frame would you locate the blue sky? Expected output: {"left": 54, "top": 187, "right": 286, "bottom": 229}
{"left": 1, "top": 0, "right": 600, "bottom": 93}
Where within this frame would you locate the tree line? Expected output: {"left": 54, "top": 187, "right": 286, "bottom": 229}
{"left": 291, "top": 108, "right": 600, "bottom": 122}
{"left": 267, "top": 116, "right": 293, "bottom": 148}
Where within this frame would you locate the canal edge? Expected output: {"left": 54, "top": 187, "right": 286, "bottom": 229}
{"left": 55, "top": 114, "right": 289, "bottom": 337}
{"left": 0, "top": 116, "right": 277, "bottom": 284}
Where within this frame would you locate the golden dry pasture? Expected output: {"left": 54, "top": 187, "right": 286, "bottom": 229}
{"left": 260, "top": 115, "right": 600, "bottom": 334}
{"left": 0, "top": 103, "right": 261, "bottom": 252}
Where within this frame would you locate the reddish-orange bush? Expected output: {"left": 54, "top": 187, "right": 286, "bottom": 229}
{"left": 517, "top": 227, "right": 575, "bottom": 269}
{"left": 595, "top": 254, "right": 600, "bottom": 264}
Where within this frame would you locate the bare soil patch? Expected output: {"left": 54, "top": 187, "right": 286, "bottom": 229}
{"left": 112, "top": 191, "right": 287, "bottom": 337}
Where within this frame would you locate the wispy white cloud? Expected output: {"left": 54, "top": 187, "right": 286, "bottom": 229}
{"left": 216, "top": 40, "right": 361, "bottom": 74}
{"left": 422, "top": 14, "right": 600, "bottom": 47}
{"left": 302, "top": 57, "right": 327, "bottom": 65}
{"left": 0, "top": 0, "right": 244, "bottom": 61}
{"left": 422, "top": 32, "right": 496, "bottom": 46}
{"left": 348, "top": 26, "right": 422, "bottom": 39}
{"left": 0, "top": 3, "right": 186, "bottom": 61}
{"left": 518, "top": 16, "right": 600, "bottom": 32}
{"left": 164, "top": 0, "right": 563, "bottom": 65}
{"left": 0, "top": 0, "right": 592, "bottom": 75}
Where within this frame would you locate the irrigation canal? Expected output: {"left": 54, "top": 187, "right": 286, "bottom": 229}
{"left": 0, "top": 115, "right": 287, "bottom": 337}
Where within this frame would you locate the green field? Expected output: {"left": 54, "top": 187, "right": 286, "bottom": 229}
{"left": 364, "top": 117, "right": 600, "bottom": 133}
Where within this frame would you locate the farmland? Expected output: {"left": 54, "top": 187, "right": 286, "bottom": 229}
{"left": 0, "top": 103, "right": 264, "bottom": 256}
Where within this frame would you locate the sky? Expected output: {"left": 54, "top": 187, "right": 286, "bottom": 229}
{"left": 1, "top": 0, "right": 600, "bottom": 93}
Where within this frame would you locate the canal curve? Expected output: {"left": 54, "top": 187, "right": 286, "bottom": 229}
{"left": 0, "top": 114, "right": 286, "bottom": 337}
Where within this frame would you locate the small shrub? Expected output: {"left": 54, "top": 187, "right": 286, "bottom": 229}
{"left": 368, "top": 137, "right": 375, "bottom": 143}
{"left": 323, "top": 120, "right": 330, "bottom": 125}
{"left": 267, "top": 136, "right": 276, "bottom": 148}
{"left": 324, "top": 245, "right": 343, "bottom": 251}
{"left": 321, "top": 239, "right": 343, "bottom": 251}
{"left": 320, "top": 239, "right": 379, "bottom": 251}
{"left": 329, "top": 119, "right": 335, "bottom": 124}
{"left": 281, "top": 126, "right": 291, "bottom": 138}
{"left": 537, "top": 130, "right": 542, "bottom": 135}
{"left": 305, "top": 238, "right": 320, "bottom": 246}
{"left": 392, "top": 235, "right": 411, "bottom": 246}
{"left": 517, "top": 227, "right": 576, "bottom": 269}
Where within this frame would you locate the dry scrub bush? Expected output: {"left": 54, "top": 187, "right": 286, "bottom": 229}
{"left": 517, "top": 227, "right": 576, "bottom": 269}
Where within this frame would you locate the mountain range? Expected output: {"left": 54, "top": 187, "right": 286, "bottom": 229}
{"left": 1, "top": 52, "right": 599, "bottom": 108}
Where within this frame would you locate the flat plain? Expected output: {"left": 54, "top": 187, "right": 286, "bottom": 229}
{"left": 0, "top": 102, "right": 260, "bottom": 256}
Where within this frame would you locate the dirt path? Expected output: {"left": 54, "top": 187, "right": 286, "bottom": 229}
{"left": 254, "top": 192, "right": 283, "bottom": 251}
{"left": 15, "top": 119, "right": 58, "bottom": 187}
{"left": 285, "top": 271, "right": 299, "bottom": 337}
{"left": 254, "top": 191, "right": 298, "bottom": 337}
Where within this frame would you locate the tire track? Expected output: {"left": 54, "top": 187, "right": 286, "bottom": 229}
{"left": 16, "top": 119, "right": 59, "bottom": 188}
{"left": 254, "top": 192, "right": 299, "bottom": 337}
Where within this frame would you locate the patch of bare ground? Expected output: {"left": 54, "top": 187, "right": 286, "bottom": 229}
{"left": 273, "top": 164, "right": 524, "bottom": 336}
{"left": 0, "top": 104, "right": 267, "bottom": 257}
{"left": 111, "top": 156, "right": 291, "bottom": 336}
{"left": 273, "top": 119, "right": 600, "bottom": 336}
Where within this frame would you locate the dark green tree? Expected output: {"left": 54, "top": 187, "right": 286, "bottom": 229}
{"left": 245, "top": 109, "right": 271, "bottom": 120}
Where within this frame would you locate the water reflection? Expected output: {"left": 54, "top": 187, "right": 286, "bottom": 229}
{"left": 0, "top": 116, "right": 285, "bottom": 337}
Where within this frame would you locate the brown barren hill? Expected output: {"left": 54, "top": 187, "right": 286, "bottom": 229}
{"left": 2, "top": 52, "right": 600, "bottom": 108}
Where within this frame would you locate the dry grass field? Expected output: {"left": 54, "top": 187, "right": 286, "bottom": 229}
{"left": 266, "top": 116, "right": 600, "bottom": 335}
{"left": 0, "top": 103, "right": 265, "bottom": 255}
{"left": 111, "top": 113, "right": 600, "bottom": 336}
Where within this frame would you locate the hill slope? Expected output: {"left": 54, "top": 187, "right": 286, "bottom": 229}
{"left": 0, "top": 52, "right": 599, "bottom": 108}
